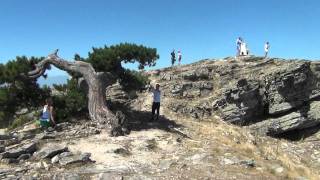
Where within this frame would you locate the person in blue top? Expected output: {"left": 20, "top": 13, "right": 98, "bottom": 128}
{"left": 39, "top": 98, "right": 56, "bottom": 128}
{"left": 151, "top": 84, "right": 161, "bottom": 121}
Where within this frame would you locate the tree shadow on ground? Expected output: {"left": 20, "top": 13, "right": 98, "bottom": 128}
{"left": 109, "top": 101, "right": 189, "bottom": 138}
{"left": 125, "top": 109, "right": 190, "bottom": 138}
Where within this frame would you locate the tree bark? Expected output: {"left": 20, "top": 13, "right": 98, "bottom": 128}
{"left": 26, "top": 50, "right": 128, "bottom": 136}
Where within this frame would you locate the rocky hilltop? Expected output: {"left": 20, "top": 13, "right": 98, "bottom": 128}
{"left": 148, "top": 56, "right": 320, "bottom": 137}
{"left": 1, "top": 56, "right": 320, "bottom": 179}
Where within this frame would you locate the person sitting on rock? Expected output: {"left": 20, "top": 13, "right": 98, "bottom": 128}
{"left": 39, "top": 98, "right": 56, "bottom": 128}
{"left": 151, "top": 84, "right": 161, "bottom": 121}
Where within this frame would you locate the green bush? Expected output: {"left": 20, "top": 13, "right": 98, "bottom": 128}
{"left": 52, "top": 78, "right": 88, "bottom": 122}
{"left": 8, "top": 115, "right": 32, "bottom": 130}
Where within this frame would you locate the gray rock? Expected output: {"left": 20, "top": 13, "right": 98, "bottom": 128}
{"left": 1, "top": 158, "right": 19, "bottom": 164}
{"left": 266, "top": 62, "right": 312, "bottom": 115}
{"left": 15, "top": 108, "right": 28, "bottom": 115}
{"left": 213, "top": 79, "right": 264, "bottom": 124}
{"left": 17, "top": 154, "right": 31, "bottom": 160}
{"left": 58, "top": 153, "right": 92, "bottom": 166}
{"left": 186, "top": 153, "right": 209, "bottom": 164}
{"left": 51, "top": 155, "right": 60, "bottom": 164}
{"left": 272, "top": 165, "right": 284, "bottom": 174}
{"left": 51, "top": 173, "right": 81, "bottom": 180}
{"left": 221, "top": 158, "right": 236, "bottom": 165}
{"left": 182, "top": 67, "right": 209, "bottom": 81}
{"left": 113, "top": 148, "right": 131, "bottom": 156}
{"left": 39, "top": 133, "right": 56, "bottom": 140}
{"left": 59, "top": 151, "right": 73, "bottom": 158}
{"left": 0, "top": 145, "right": 5, "bottom": 153}
{"left": 34, "top": 144, "right": 68, "bottom": 159}
{"left": 250, "top": 101, "right": 320, "bottom": 135}
{"left": 1, "top": 142, "right": 37, "bottom": 159}
{"left": 0, "top": 134, "right": 12, "bottom": 140}
{"left": 239, "top": 159, "right": 255, "bottom": 167}
{"left": 54, "top": 122, "right": 71, "bottom": 132}
{"left": 158, "top": 160, "right": 173, "bottom": 171}
{"left": 95, "top": 173, "right": 124, "bottom": 180}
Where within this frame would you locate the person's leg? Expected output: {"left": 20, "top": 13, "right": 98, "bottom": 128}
{"left": 151, "top": 102, "right": 156, "bottom": 120}
{"left": 156, "top": 103, "right": 160, "bottom": 120}
{"left": 237, "top": 47, "right": 239, "bottom": 56}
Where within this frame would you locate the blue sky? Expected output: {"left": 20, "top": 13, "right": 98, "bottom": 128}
{"left": 0, "top": 0, "right": 320, "bottom": 77}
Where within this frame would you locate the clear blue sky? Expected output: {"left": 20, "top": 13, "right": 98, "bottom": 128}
{"left": 0, "top": 0, "right": 319, "bottom": 76}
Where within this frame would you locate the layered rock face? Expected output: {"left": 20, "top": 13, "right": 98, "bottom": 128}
{"left": 147, "top": 56, "right": 320, "bottom": 136}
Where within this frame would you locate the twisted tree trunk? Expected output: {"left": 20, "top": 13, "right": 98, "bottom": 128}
{"left": 26, "top": 50, "right": 127, "bottom": 136}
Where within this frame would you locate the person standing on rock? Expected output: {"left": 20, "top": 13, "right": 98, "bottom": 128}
{"left": 39, "top": 98, "right": 56, "bottom": 128}
{"left": 151, "top": 84, "right": 161, "bottom": 121}
{"left": 264, "top": 42, "right": 270, "bottom": 58}
{"left": 171, "top": 49, "right": 176, "bottom": 66}
{"left": 178, "top": 50, "right": 182, "bottom": 65}
{"left": 236, "top": 37, "right": 243, "bottom": 56}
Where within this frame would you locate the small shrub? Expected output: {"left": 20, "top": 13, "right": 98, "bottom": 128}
{"left": 8, "top": 115, "right": 32, "bottom": 130}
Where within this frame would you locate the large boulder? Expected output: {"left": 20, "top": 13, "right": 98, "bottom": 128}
{"left": 250, "top": 101, "right": 320, "bottom": 135}
{"left": 1, "top": 142, "right": 37, "bottom": 159}
{"left": 265, "top": 62, "right": 313, "bottom": 115}
{"left": 34, "top": 144, "right": 68, "bottom": 159}
{"left": 212, "top": 79, "right": 265, "bottom": 124}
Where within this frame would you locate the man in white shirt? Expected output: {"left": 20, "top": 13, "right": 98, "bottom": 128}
{"left": 264, "top": 42, "right": 270, "bottom": 58}
{"left": 151, "top": 84, "right": 161, "bottom": 121}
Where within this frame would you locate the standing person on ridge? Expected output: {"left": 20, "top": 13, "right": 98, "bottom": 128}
{"left": 178, "top": 50, "right": 182, "bottom": 65}
{"left": 151, "top": 84, "right": 161, "bottom": 121}
{"left": 236, "top": 37, "right": 243, "bottom": 57}
{"left": 171, "top": 49, "right": 176, "bottom": 66}
{"left": 264, "top": 42, "right": 270, "bottom": 58}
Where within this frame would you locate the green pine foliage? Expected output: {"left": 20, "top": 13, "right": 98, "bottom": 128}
{"left": 0, "top": 56, "right": 50, "bottom": 128}
{"left": 52, "top": 78, "right": 88, "bottom": 122}
{"left": 87, "top": 43, "right": 159, "bottom": 73}
{"left": 120, "top": 69, "right": 150, "bottom": 90}
{"left": 83, "top": 43, "right": 159, "bottom": 90}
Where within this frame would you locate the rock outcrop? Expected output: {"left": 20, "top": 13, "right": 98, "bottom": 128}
{"left": 147, "top": 56, "right": 320, "bottom": 136}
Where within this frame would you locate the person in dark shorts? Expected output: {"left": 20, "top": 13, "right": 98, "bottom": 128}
{"left": 151, "top": 84, "right": 161, "bottom": 121}
{"left": 171, "top": 50, "right": 176, "bottom": 66}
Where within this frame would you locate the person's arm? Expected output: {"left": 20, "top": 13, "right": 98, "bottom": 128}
{"left": 150, "top": 85, "right": 155, "bottom": 92}
{"left": 49, "top": 106, "right": 56, "bottom": 125}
